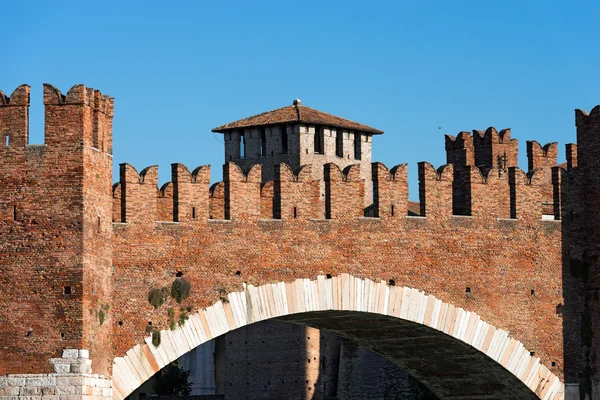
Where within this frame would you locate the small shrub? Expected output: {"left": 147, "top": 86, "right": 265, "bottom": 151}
{"left": 178, "top": 312, "right": 189, "bottom": 327}
{"left": 171, "top": 278, "right": 191, "bottom": 303}
{"left": 168, "top": 307, "right": 175, "bottom": 319}
{"left": 99, "top": 310, "right": 106, "bottom": 325}
{"left": 103, "top": 304, "right": 110, "bottom": 311}
{"left": 145, "top": 325, "right": 154, "bottom": 334}
{"left": 170, "top": 321, "right": 177, "bottom": 331}
{"left": 152, "top": 330, "right": 161, "bottom": 347}
{"left": 148, "top": 288, "right": 166, "bottom": 309}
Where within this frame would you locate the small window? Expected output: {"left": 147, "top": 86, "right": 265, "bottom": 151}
{"left": 5, "top": 135, "right": 9, "bottom": 147}
{"left": 240, "top": 131, "right": 245, "bottom": 158}
{"left": 314, "top": 126, "right": 323, "bottom": 154}
{"left": 391, "top": 205, "right": 395, "bottom": 216}
{"left": 335, "top": 129, "right": 343, "bottom": 157}
{"left": 260, "top": 128, "right": 267, "bottom": 157}
{"left": 97, "top": 216, "right": 101, "bottom": 233}
{"left": 64, "top": 286, "right": 72, "bottom": 295}
{"left": 281, "top": 126, "right": 288, "bottom": 154}
{"left": 293, "top": 207, "right": 297, "bottom": 219}
{"left": 13, "top": 205, "right": 17, "bottom": 221}
{"left": 354, "top": 132, "right": 362, "bottom": 160}
{"left": 192, "top": 207, "right": 196, "bottom": 219}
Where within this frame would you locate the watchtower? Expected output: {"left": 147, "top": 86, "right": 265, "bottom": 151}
{"left": 212, "top": 99, "right": 383, "bottom": 206}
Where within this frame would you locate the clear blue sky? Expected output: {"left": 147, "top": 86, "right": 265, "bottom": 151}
{"left": 3, "top": 1, "right": 600, "bottom": 199}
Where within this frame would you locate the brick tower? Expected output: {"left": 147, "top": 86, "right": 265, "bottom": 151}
{"left": 0, "top": 84, "right": 114, "bottom": 376}
{"left": 212, "top": 99, "right": 383, "bottom": 208}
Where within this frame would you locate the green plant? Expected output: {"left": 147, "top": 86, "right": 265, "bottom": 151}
{"left": 152, "top": 330, "right": 161, "bottom": 347}
{"left": 153, "top": 360, "right": 192, "bottom": 396}
{"left": 168, "top": 307, "right": 175, "bottom": 319}
{"left": 178, "top": 312, "right": 189, "bottom": 327}
{"left": 171, "top": 278, "right": 191, "bottom": 303}
{"left": 99, "top": 310, "right": 106, "bottom": 325}
{"left": 170, "top": 321, "right": 177, "bottom": 331}
{"left": 148, "top": 288, "right": 166, "bottom": 309}
{"left": 103, "top": 303, "right": 110, "bottom": 311}
{"left": 145, "top": 325, "right": 154, "bottom": 334}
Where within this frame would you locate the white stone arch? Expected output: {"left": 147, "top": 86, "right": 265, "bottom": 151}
{"left": 112, "top": 274, "right": 566, "bottom": 400}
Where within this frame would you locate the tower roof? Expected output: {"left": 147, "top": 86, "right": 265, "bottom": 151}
{"left": 212, "top": 100, "right": 384, "bottom": 134}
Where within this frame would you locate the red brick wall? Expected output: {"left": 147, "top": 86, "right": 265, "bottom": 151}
{"left": 0, "top": 84, "right": 113, "bottom": 375}
{"left": 1, "top": 83, "right": 589, "bottom": 391}
{"left": 110, "top": 156, "right": 565, "bottom": 381}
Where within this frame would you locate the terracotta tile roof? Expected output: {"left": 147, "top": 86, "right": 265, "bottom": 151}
{"left": 212, "top": 100, "right": 383, "bottom": 134}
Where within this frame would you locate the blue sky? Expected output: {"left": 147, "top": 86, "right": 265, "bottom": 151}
{"left": 2, "top": 1, "right": 600, "bottom": 199}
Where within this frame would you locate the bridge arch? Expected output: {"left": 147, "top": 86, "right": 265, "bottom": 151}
{"left": 112, "top": 274, "right": 565, "bottom": 400}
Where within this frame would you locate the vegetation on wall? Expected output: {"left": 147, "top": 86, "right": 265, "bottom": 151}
{"left": 148, "top": 288, "right": 168, "bottom": 309}
{"left": 171, "top": 277, "right": 191, "bottom": 303}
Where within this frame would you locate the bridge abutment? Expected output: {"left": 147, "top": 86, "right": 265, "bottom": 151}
{"left": 0, "top": 350, "right": 112, "bottom": 400}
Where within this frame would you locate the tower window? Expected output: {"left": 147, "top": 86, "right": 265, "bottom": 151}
{"left": 239, "top": 131, "right": 245, "bottom": 158}
{"left": 281, "top": 126, "right": 288, "bottom": 154}
{"left": 314, "top": 126, "right": 324, "bottom": 154}
{"left": 260, "top": 128, "right": 267, "bottom": 157}
{"left": 335, "top": 129, "right": 343, "bottom": 157}
{"left": 354, "top": 132, "right": 362, "bottom": 160}
{"left": 5, "top": 135, "right": 9, "bottom": 147}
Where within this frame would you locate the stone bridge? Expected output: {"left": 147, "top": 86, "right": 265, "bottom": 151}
{"left": 1, "top": 83, "right": 599, "bottom": 400}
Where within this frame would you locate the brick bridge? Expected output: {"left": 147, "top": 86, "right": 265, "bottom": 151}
{"left": 1, "top": 83, "right": 599, "bottom": 400}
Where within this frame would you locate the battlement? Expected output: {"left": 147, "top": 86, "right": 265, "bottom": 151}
{"left": 0, "top": 84, "right": 113, "bottom": 154}
{"left": 527, "top": 141, "right": 558, "bottom": 171}
{"left": 110, "top": 155, "right": 565, "bottom": 228}
{"left": 445, "top": 127, "right": 518, "bottom": 171}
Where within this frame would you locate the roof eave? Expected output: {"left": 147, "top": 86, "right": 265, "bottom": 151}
{"left": 213, "top": 124, "right": 383, "bottom": 135}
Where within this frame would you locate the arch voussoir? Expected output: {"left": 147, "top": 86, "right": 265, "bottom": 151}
{"left": 112, "top": 274, "right": 565, "bottom": 400}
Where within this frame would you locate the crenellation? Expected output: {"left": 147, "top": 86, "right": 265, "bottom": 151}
{"left": 371, "top": 162, "right": 408, "bottom": 219}
{"left": 172, "top": 164, "right": 210, "bottom": 223}
{"left": 566, "top": 143, "right": 577, "bottom": 169}
{"left": 418, "top": 162, "right": 453, "bottom": 218}
{"left": 445, "top": 132, "right": 474, "bottom": 167}
{"left": 469, "top": 167, "right": 511, "bottom": 219}
{"left": 324, "top": 163, "right": 364, "bottom": 220}
{"left": 527, "top": 141, "right": 558, "bottom": 172}
{"left": 157, "top": 182, "right": 173, "bottom": 222}
{"left": 0, "top": 84, "right": 30, "bottom": 149}
{"left": 223, "top": 162, "right": 261, "bottom": 220}
{"left": 260, "top": 180, "right": 275, "bottom": 219}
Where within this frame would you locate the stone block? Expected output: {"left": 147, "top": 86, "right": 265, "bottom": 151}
{"left": 20, "top": 387, "right": 42, "bottom": 396}
{"left": 61, "top": 350, "right": 78, "bottom": 360}
{"left": 26, "top": 377, "right": 56, "bottom": 387}
{"left": 55, "top": 377, "right": 82, "bottom": 387}
{"left": 52, "top": 364, "right": 70, "bottom": 374}
{"left": 41, "top": 387, "right": 56, "bottom": 396}
{"left": 70, "top": 364, "right": 92, "bottom": 374}
{"left": 0, "top": 387, "right": 19, "bottom": 396}
{"left": 6, "top": 377, "right": 25, "bottom": 387}
{"left": 54, "top": 387, "right": 75, "bottom": 396}
{"left": 78, "top": 350, "right": 89, "bottom": 359}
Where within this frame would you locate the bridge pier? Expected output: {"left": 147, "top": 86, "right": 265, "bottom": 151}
{"left": 0, "top": 350, "right": 112, "bottom": 400}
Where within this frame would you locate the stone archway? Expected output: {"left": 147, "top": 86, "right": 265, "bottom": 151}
{"left": 112, "top": 274, "right": 565, "bottom": 400}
